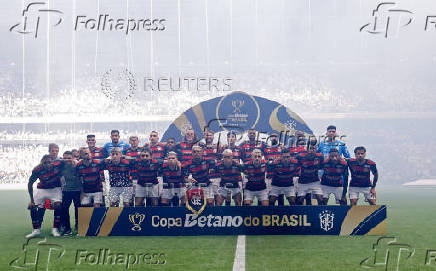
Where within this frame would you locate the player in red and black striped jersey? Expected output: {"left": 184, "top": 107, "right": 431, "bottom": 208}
{"left": 176, "top": 128, "right": 197, "bottom": 166}
{"left": 200, "top": 130, "right": 222, "bottom": 204}
{"left": 132, "top": 148, "right": 161, "bottom": 207}
{"left": 295, "top": 143, "right": 324, "bottom": 205}
{"left": 264, "top": 132, "right": 286, "bottom": 205}
{"left": 267, "top": 148, "right": 300, "bottom": 205}
{"left": 239, "top": 129, "right": 266, "bottom": 163}
{"left": 242, "top": 149, "right": 269, "bottom": 206}
{"left": 26, "top": 155, "right": 65, "bottom": 238}
{"left": 164, "top": 137, "right": 177, "bottom": 157}
{"left": 215, "top": 149, "right": 243, "bottom": 206}
{"left": 264, "top": 133, "right": 283, "bottom": 162}
{"left": 144, "top": 131, "right": 166, "bottom": 161}
{"left": 160, "top": 151, "right": 186, "bottom": 206}
{"left": 183, "top": 145, "right": 216, "bottom": 205}
{"left": 86, "top": 134, "right": 106, "bottom": 206}
{"left": 124, "top": 135, "right": 142, "bottom": 206}
{"left": 124, "top": 136, "right": 142, "bottom": 157}
{"left": 219, "top": 131, "right": 242, "bottom": 206}
{"left": 347, "top": 146, "right": 378, "bottom": 205}
{"left": 76, "top": 148, "right": 104, "bottom": 207}
{"left": 86, "top": 135, "right": 106, "bottom": 159}
{"left": 321, "top": 149, "right": 348, "bottom": 205}
{"left": 201, "top": 130, "right": 222, "bottom": 161}
{"left": 101, "top": 148, "right": 135, "bottom": 207}
{"left": 225, "top": 131, "right": 242, "bottom": 163}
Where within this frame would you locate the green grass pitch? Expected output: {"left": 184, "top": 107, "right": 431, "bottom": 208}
{"left": 0, "top": 186, "right": 435, "bottom": 271}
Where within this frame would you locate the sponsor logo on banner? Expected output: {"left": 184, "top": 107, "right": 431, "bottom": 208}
{"left": 129, "top": 213, "right": 146, "bottom": 231}
{"left": 216, "top": 92, "right": 260, "bottom": 130}
{"left": 319, "top": 210, "right": 335, "bottom": 232}
{"left": 185, "top": 188, "right": 206, "bottom": 215}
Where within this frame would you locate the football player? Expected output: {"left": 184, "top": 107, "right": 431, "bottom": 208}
{"left": 267, "top": 148, "right": 300, "bottom": 205}
{"left": 242, "top": 149, "right": 269, "bottom": 206}
{"left": 321, "top": 149, "right": 348, "bottom": 205}
{"left": 348, "top": 146, "right": 378, "bottom": 205}
{"left": 215, "top": 149, "right": 243, "bottom": 206}
{"left": 26, "top": 155, "right": 65, "bottom": 238}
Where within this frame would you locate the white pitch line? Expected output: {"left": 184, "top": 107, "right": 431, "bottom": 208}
{"left": 232, "top": 235, "right": 246, "bottom": 271}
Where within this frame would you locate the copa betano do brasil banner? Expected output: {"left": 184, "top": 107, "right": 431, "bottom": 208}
{"left": 78, "top": 205, "right": 386, "bottom": 236}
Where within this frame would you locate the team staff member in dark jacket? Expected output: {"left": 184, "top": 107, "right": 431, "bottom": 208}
{"left": 60, "top": 151, "right": 81, "bottom": 235}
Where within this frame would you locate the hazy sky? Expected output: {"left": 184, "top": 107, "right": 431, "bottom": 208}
{"left": 0, "top": 0, "right": 435, "bottom": 114}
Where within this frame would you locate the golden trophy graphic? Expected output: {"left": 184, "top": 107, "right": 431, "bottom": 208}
{"left": 129, "top": 213, "right": 146, "bottom": 232}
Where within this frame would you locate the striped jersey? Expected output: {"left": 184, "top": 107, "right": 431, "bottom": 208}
{"left": 267, "top": 159, "right": 300, "bottom": 187}
{"left": 347, "top": 159, "right": 377, "bottom": 187}
{"left": 144, "top": 143, "right": 166, "bottom": 160}
{"left": 239, "top": 140, "right": 266, "bottom": 163}
{"left": 242, "top": 160, "right": 267, "bottom": 191}
{"left": 102, "top": 159, "right": 134, "bottom": 187}
{"left": 161, "top": 163, "right": 184, "bottom": 188}
{"left": 133, "top": 159, "right": 161, "bottom": 186}
{"left": 75, "top": 159, "right": 104, "bottom": 193}
{"left": 216, "top": 161, "right": 243, "bottom": 188}
{"left": 296, "top": 152, "right": 324, "bottom": 184}
{"left": 321, "top": 160, "right": 349, "bottom": 187}
{"left": 30, "top": 160, "right": 65, "bottom": 189}
{"left": 176, "top": 141, "right": 195, "bottom": 166}
{"left": 183, "top": 158, "right": 216, "bottom": 185}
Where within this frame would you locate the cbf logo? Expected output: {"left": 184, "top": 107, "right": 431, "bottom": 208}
{"left": 360, "top": 237, "right": 415, "bottom": 270}
{"left": 319, "top": 210, "right": 335, "bottom": 232}
{"left": 10, "top": 237, "right": 65, "bottom": 270}
{"left": 185, "top": 188, "right": 206, "bottom": 215}
{"left": 10, "top": 2, "right": 63, "bottom": 38}
{"left": 129, "top": 213, "right": 146, "bottom": 232}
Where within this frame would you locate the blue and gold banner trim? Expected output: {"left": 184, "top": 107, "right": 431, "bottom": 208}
{"left": 78, "top": 205, "right": 386, "bottom": 236}
{"left": 161, "top": 91, "right": 314, "bottom": 142}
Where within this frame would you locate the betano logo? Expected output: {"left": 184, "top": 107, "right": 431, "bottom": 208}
{"left": 150, "top": 214, "right": 311, "bottom": 228}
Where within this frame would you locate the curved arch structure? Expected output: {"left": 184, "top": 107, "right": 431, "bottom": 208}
{"left": 161, "top": 91, "right": 313, "bottom": 142}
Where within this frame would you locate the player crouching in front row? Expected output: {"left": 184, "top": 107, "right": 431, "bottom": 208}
{"left": 27, "top": 155, "right": 65, "bottom": 238}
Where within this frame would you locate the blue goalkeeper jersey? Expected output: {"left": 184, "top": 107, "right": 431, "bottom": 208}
{"left": 317, "top": 140, "right": 350, "bottom": 159}
{"left": 103, "top": 141, "right": 130, "bottom": 158}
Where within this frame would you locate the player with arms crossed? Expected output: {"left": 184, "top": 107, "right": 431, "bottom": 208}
{"left": 26, "top": 155, "right": 65, "bottom": 238}
{"left": 75, "top": 147, "right": 104, "bottom": 208}
{"left": 347, "top": 146, "right": 378, "bottom": 205}
{"left": 242, "top": 149, "right": 269, "bottom": 206}
{"left": 267, "top": 148, "right": 300, "bottom": 206}
{"left": 215, "top": 149, "right": 243, "bottom": 206}
{"left": 321, "top": 149, "right": 348, "bottom": 205}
